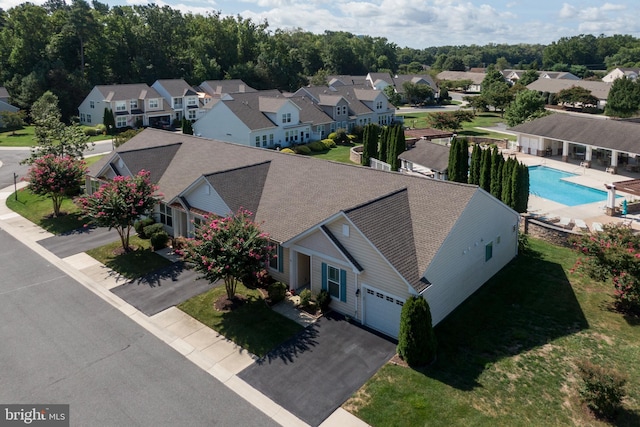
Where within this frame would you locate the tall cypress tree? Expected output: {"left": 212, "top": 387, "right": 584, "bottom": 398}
{"left": 390, "top": 124, "right": 406, "bottom": 172}
{"left": 479, "top": 147, "right": 491, "bottom": 192}
{"left": 458, "top": 138, "right": 469, "bottom": 182}
{"left": 379, "top": 126, "right": 389, "bottom": 163}
{"left": 387, "top": 124, "right": 398, "bottom": 168}
{"left": 490, "top": 146, "right": 504, "bottom": 198}
{"left": 501, "top": 157, "right": 514, "bottom": 206}
{"left": 448, "top": 138, "right": 461, "bottom": 182}
{"left": 469, "top": 144, "right": 481, "bottom": 185}
{"left": 361, "top": 123, "right": 379, "bottom": 166}
{"left": 512, "top": 162, "right": 530, "bottom": 213}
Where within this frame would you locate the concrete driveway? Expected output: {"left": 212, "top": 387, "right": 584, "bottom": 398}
{"left": 238, "top": 312, "right": 397, "bottom": 426}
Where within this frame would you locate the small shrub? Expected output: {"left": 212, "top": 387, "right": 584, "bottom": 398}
{"left": 280, "top": 148, "right": 295, "bottom": 154}
{"left": 268, "top": 282, "right": 287, "bottom": 304}
{"left": 316, "top": 289, "right": 331, "bottom": 312}
{"left": 307, "top": 141, "right": 326, "bottom": 152}
{"left": 294, "top": 145, "right": 311, "bottom": 155}
{"left": 134, "top": 217, "right": 155, "bottom": 237}
{"left": 321, "top": 139, "right": 336, "bottom": 149}
{"left": 96, "top": 124, "right": 106, "bottom": 133}
{"left": 150, "top": 231, "right": 170, "bottom": 250}
{"left": 83, "top": 127, "right": 98, "bottom": 136}
{"left": 577, "top": 359, "right": 626, "bottom": 420}
{"left": 397, "top": 295, "right": 437, "bottom": 366}
{"left": 327, "top": 132, "right": 337, "bottom": 141}
{"left": 143, "top": 223, "right": 165, "bottom": 239}
{"left": 299, "top": 289, "right": 312, "bottom": 308}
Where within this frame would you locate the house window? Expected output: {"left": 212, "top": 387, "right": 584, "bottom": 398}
{"left": 90, "top": 179, "right": 102, "bottom": 194}
{"left": 342, "top": 105, "right": 347, "bottom": 115}
{"left": 188, "top": 110, "right": 196, "bottom": 120}
{"left": 255, "top": 136, "right": 260, "bottom": 147}
{"left": 187, "top": 97, "right": 197, "bottom": 106}
{"left": 269, "top": 243, "right": 283, "bottom": 272}
{"left": 116, "top": 116, "right": 127, "bottom": 127}
{"left": 149, "top": 99, "right": 159, "bottom": 109}
{"left": 282, "top": 113, "right": 291, "bottom": 123}
{"left": 80, "top": 113, "right": 85, "bottom": 122}
{"left": 262, "top": 135, "right": 267, "bottom": 147}
{"left": 115, "top": 101, "right": 126, "bottom": 112}
{"left": 89, "top": 101, "right": 95, "bottom": 109}
{"left": 173, "top": 97, "right": 182, "bottom": 108}
{"left": 285, "top": 131, "right": 290, "bottom": 142}
{"left": 269, "top": 134, "right": 274, "bottom": 146}
{"left": 376, "top": 101, "right": 383, "bottom": 110}
{"left": 86, "top": 114, "right": 91, "bottom": 123}
{"left": 130, "top": 100, "right": 138, "bottom": 110}
{"left": 327, "top": 265, "right": 340, "bottom": 298}
{"left": 159, "top": 203, "right": 172, "bottom": 227}
{"left": 485, "top": 242, "right": 493, "bottom": 261}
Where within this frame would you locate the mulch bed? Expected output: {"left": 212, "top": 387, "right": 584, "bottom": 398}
{"left": 214, "top": 294, "right": 248, "bottom": 312}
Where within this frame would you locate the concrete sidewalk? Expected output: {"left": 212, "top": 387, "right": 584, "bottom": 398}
{"left": 0, "top": 184, "right": 369, "bottom": 427}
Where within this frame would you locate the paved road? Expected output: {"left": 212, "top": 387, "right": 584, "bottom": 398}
{"left": 239, "top": 312, "right": 397, "bottom": 427}
{"left": 0, "top": 228, "right": 278, "bottom": 427}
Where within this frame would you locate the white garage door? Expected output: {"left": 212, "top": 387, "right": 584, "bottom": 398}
{"left": 363, "top": 287, "right": 404, "bottom": 338}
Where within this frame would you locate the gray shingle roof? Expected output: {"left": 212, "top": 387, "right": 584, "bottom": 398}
{"left": 90, "top": 129, "right": 479, "bottom": 292}
{"left": 508, "top": 114, "right": 640, "bottom": 154}
{"left": 526, "top": 79, "right": 612, "bottom": 100}
{"left": 96, "top": 84, "right": 163, "bottom": 101}
{"left": 288, "top": 96, "right": 334, "bottom": 125}
{"left": 436, "top": 71, "right": 486, "bottom": 85}
{"left": 201, "top": 79, "right": 257, "bottom": 96}
{"left": 155, "top": 79, "right": 197, "bottom": 97}
{"left": 399, "top": 140, "right": 450, "bottom": 173}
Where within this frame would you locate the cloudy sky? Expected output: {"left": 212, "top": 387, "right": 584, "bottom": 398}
{"left": 4, "top": 0, "right": 639, "bottom": 48}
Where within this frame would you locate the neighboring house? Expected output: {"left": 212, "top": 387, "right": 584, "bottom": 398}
{"left": 398, "top": 140, "right": 450, "bottom": 180}
{"left": 193, "top": 90, "right": 324, "bottom": 147}
{"left": 152, "top": 79, "right": 207, "bottom": 123}
{"left": 526, "top": 79, "right": 612, "bottom": 109}
{"left": 602, "top": 67, "right": 640, "bottom": 83}
{"left": 509, "top": 114, "right": 640, "bottom": 173}
{"left": 538, "top": 71, "right": 580, "bottom": 80}
{"left": 366, "top": 72, "right": 439, "bottom": 102}
{"left": 198, "top": 79, "right": 257, "bottom": 99}
{"left": 78, "top": 84, "right": 172, "bottom": 129}
{"left": 86, "top": 129, "right": 520, "bottom": 338}
{"left": 292, "top": 85, "right": 396, "bottom": 128}
{"left": 326, "top": 75, "right": 369, "bottom": 87}
{"left": 436, "top": 71, "right": 486, "bottom": 92}
{"left": 0, "top": 87, "right": 19, "bottom": 127}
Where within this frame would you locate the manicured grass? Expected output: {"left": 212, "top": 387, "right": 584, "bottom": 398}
{"left": 6, "top": 188, "right": 85, "bottom": 234}
{"left": 345, "top": 238, "right": 640, "bottom": 426}
{"left": 0, "top": 126, "right": 110, "bottom": 147}
{"left": 178, "top": 283, "right": 304, "bottom": 357}
{"left": 308, "top": 144, "right": 359, "bottom": 164}
{"left": 86, "top": 235, "right": 172, "bottom": 279}
{"left": 398, "top": 111, "right": 516, "bottom": 141}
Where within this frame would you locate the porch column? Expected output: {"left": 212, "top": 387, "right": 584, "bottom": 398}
{"left": 584, "top": 146, "right": 592, "bottom": 168}
{"left": 610, "top": 150, "right": 618, "bottom": 174}
{"left": 562, "top": 141, "right": 569, "bottom": 162}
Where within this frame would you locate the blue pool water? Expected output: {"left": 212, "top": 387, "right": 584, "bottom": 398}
{"left": 529, "top": 165, "right": 612, "bottom": 206}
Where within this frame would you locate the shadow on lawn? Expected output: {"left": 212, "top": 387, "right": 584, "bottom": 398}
{"left": 423, "top": 249, "right": 588, "bottom": 391}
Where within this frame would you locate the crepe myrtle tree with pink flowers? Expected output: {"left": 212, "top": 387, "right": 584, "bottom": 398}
{"left": 27, "top": 154, "right": 86, "bottom": 218}
{"left": 179, "top": 209, "right": 275, "bottom": 301}
{"left": 77, "top": 170, "right": 160, "bottom": 252}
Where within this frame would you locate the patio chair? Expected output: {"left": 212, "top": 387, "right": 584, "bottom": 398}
{"left": 558, "top": 217, "right": 574, "bottom": 229}
{"left": 591, "top": 222, "right": 604, "bottom": 232}
{"left": 574, "top": 219, "right": 588, "bottom": 231}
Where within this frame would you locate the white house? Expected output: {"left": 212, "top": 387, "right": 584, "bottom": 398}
{"left": 87, "top": 129, "right": 520, "bottom": 338}
{"left": 0, "top": 87, "right": 19, "bottom": 126}
{"left": 151, "top": 79, "right": 207, "bottom": 123}
{"left": 602, "top": 67, "right": 640, "bottom": 83}
{"left": 78, "top": 84, "right": 172, "bottom": 129}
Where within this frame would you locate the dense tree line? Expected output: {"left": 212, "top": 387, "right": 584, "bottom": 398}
{"left": 1, "top": 0, "right": 639, "bottom": 120}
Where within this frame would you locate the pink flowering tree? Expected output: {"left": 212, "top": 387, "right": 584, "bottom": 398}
{"left": 571, "top": 223, "right": 640, "bottom": 313}
{"left": 27, "top": 154, "right": 86, "bottom": 217}
{"left": 77, "top": 170, "right": 160, "bottom": 252}
{"left": 179, "top": 209, "right": 275, "bottom": 301}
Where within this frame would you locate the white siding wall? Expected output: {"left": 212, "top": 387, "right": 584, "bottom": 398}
{"left": 269, "top": 247, "right": 290, "bottom": 284}
{"left": 310, "top": 255, "right": 356, "bottom": 317}
{"left": 193, "top": 104, "right": 251, "bottom": 145}
{"left": 423, "top": 191, "right": 519, "bottom": 325}
{"left": 183, "top": 182, "right": 232, "bottom": 217}
{"left": 78, "top": 87, "right": 107, "bottom": 126}
{"left": 518, "top": 135, "right": 541, "bottom": 155}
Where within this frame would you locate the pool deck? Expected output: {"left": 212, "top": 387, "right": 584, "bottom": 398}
{"left": 512, "top": 152, "right": 640, "bottom": 232}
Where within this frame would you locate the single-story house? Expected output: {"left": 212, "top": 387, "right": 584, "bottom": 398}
{"left": 602, "top": 67, "right": 640, "bottom": 83}
{"left": 526, "top": 79, "right": 612, "bottom": 109}
{"left": 87, "top": 129, "right": 520, "bottom": 338}
{"left": 509, "top": 114, "right": 640, "bottom": 173}
{"left": 398, "top": 140, "right": 451, "bottom": 180}
{"left": 436, "top": 71, "right": 486, "bottom": 92}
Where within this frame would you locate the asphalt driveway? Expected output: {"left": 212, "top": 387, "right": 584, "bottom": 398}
{"left": 38, "top": 226, "right": 120, "bottom": 258}
{"left": 111, "top": 262, "right": 215, "bottom": 316}
{"left": 238, "top": 312, "right": 397, "bottom": 426}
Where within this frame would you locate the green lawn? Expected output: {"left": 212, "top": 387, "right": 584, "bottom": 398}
{"left": 86, "top": 235, "right": 172, "bottom": 279}
{"left": 398, "top": 111, "right": 516, "bottom": 141}
{"left": 178, "top": 283, "right": 304, "bottom": 357}
{"left": 345, "top": 238, "right": 640, "bottom": 426}
{"left": 308, "top": 144, "right": 359, "bottom": 164}
{"left": 0, "top": 126, "right": 111, "bottom": 147}
{"left": 6, "top": 188, "right": 85, "bottom": 234}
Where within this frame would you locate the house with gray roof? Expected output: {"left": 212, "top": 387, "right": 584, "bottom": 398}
{"left": 192, "top": 90, "right": 329, "bottom": 147}
{"left": 526, "top": 79, "right": 612, "bottom": 109}
{"left": 366, "top": 73, "right": 438, "bottom": 103}
{"left": 198, "top": 79, "right": 257, "bottom": 98}
{"left": 78, "top": 83, "right": 172, "bottom": 129}
{"left": 399, "top": 140, "right": 451, "bottom": 180}
{"left": 152, "top": 79, "right": 208, "bottom": 124}
{"left": 436, "top": 71, "right": 486, "bottom": 92}
{"left": 509, "top": 114, "right": 640, "bottom": 173}
{"left": 0, "top": 86, "right": 19, "bottom": 127}
{"left": 602, "top": 67, "right": 640, "bottom": 83}
{"left": 87, "top": 129, "right": 520, "bottom": 338}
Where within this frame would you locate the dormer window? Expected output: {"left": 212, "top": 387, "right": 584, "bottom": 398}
{"left": 130, "top": 100, "right": 138, "bottom": 110}
{"left": 149, "top": 99, "right": 159, "bottom": 108}
{"left": 115, "top": 101, "right": 126, "bottom": 112}
{"left": 282, "top": 113, "right": 291, "bottom": 123}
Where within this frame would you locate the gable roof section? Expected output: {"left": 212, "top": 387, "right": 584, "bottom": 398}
{"left": 508, "top": 114, "right": 640, "bottom": 154}
{"left": 345, "top": 188, "right": 425, "bottom": 291}
{"left": 436, "top": 71, "right": 486, "bottom": 85}
{"left": 320, "top": 225, "right": 364, "bottom": 272}
{"left": 90, "top": 129, "right": 479, "bottom": 290}
{"left": 200, "top": 79, "right": 257, "bottom": 97}
{"left": 155, "top": 79, "right": 197, "bottom": 97}
{"left": 526, "top": 79, "right": 611, "bottom": 100}
{"left": 116, "top": 143, "right": 181, "bottom": 183}
{"left": 218, "top": 91, "right": 283, "bottom": 130}
{"left": 96, "top": 83, "right": 161, "bottom": 101}
{"left": 399, "top": 140, "right": 450, "bottom": 173}
{"left": 204, "top": 161, "right": 270, "bottom": 215}
{"left": 288, "top": 96, "right": 334, "bottom": 125}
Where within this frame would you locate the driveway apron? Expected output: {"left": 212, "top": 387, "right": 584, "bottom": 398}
{"left": 38, "top": 226, "right": 120, "bottom": 258}
{"left": 238, "top": 312, "right": 397, "bottom": 427}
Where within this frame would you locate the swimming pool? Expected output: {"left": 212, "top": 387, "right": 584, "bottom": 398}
{"left": 529, "top": 165, "right": 612, "bottom": 206}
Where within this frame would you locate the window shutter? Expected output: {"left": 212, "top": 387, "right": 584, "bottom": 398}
{"left": 321, "top": 263, "right": 327, "bottom": 291}
{"left": 340, "top": 269, "right": 347, "bottom": 302}
{"left": 278, "top": 245, "right": 284, "bottom": 272}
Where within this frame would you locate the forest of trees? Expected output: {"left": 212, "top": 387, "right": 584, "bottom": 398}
{"left": 1, "top": 0, "right": 640, "bottom": 120}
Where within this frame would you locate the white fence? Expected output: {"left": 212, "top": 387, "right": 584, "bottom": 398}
{"left": 370, "top": 158, "right": 391, "bottom": 171}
